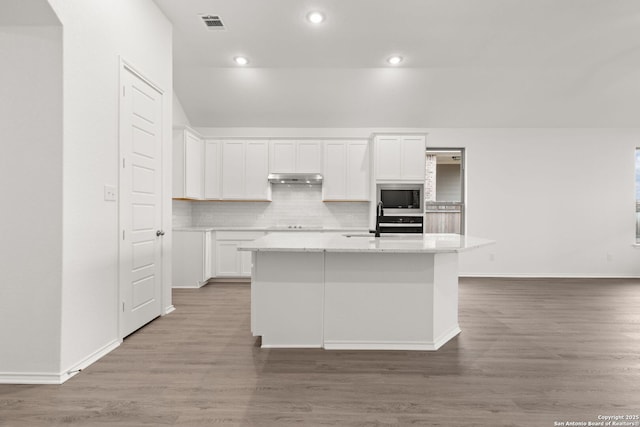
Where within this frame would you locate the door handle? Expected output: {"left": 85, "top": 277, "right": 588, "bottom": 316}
{"left": 156, "top": 230, "right": 165, "bottom": 237}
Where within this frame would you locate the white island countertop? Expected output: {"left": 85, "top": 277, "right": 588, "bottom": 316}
{"left": 239, "top": 232, "right": 494, "bottom": 254}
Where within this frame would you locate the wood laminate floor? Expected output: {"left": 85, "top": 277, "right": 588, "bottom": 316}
{"left": 1, "top": 278, "right": 639, "bottom": 426}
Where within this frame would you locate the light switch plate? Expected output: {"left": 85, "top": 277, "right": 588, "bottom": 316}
{"left": 104, "top": 185, "right": 117, "bottom": 201}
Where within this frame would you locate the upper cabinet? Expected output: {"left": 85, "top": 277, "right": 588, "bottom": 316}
{"left": 221, "top": 140, "right": 271, "bottom": 201}
{"left": 323, "top": 140, "right": 369, "bottom": 201}
{"left": 173, "top": 128, "right": 204, "bottom": 199}
{"left": 204, "top": 140, "right": 222, "bottom": 199}
{"left": 374, "top": 135, "right": 426, "bottom": 181}
{"left": 269, "top": 140, "right": 323, "bottom": 174}
{"left": 269, "top": 140, "right": 295, "bottom": 173}
{"left": 245, "top": 141, "right": 271, "bottom": 199}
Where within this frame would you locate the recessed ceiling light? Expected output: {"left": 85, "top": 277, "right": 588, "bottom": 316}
{"left": 234, "top": 56, "right": 249, "bottom": 66}
{"left": 307, "top": 11, "right": 325, "bottom": 24}
{"left": 387, "top": 56, "right": 403, "bottom": 65}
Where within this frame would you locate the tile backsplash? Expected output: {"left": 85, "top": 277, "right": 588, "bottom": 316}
{"left": 172, "top": 185, "right": 369, "bottom": 229}
{"left": 172, "top": 200, "right": 193, "bottom": 228}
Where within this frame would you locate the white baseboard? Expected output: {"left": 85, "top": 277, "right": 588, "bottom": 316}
{"left": 171, "top": 283, "right": 205, "bottom": 289}
{"left": 207, "top": 278, "right": 251, "bottom": 284}
{"left": 258, "top": 326, "right": 462, "bottom": 351}
{"left": 324, "top": 340, "right": 443, "bottom": 351}
{"left": 0, "top": 372, "right": 67, "bottom": 385}
{"left": 163, "top": 305, "right": 176, "bottom": 315}
{"left": 460, "top": 273, "right": 640, "bottom": 279}
{"left": 59, "top": 339, "right": 121, "bottom": 384}
{"left": 260, "top": 344, "right": 321, "bottom": 349}
{"left": 432, "top": 326, "right": 462, "bottom": 350}
{"left": 0, "top": 339, "right": 121, "bottom": 385}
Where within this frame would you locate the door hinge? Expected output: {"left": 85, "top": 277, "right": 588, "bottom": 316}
{"left": 122, "top": 158, "right": 125, "bottom": 168}
{"left": 122, "top": 230, "right": 125, "bottom": 240}
{"left": 123, "top": 86, "right": 126, "bottom": 97}
{"left": 122, "top": 302, "right": 125, "bottom": 312}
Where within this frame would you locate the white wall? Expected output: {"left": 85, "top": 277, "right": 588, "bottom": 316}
{"left": 197, "top": 126, "right": 640, "bottom": 277}
{"left": 173, "top": 93, "right": 191, "bottom": 127}
{"left": 433, "top": 128, "right": 640, "bottom": 277}
{"left": 46, "top": 0, "right": 173, "bottom": 378}
{"left": 0, "top": 23, "right": 63, "bottom": 378}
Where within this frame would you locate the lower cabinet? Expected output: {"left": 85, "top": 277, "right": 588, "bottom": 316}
{"left": 216, "top": 241, "right": 243, "bottom": 276}
{"left": 215, "top": 231, "right": 266, "bottom": 278}
{"left": 172, "top": 230, "right": 214, "bottom": 288}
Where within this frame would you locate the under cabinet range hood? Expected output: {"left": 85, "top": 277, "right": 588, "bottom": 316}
{"left": 268, "top": 173, "right": 323, "bottom": 185}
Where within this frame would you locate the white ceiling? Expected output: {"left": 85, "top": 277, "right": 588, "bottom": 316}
{"left": 154, "top": 0, "right": 640, "bottom": 128}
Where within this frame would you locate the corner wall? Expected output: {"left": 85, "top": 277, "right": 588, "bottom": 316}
{"left": 47, "top": 0, "right": 173, "bottom": 376}
{"left": 0, "top": 24, "right": 63, "bottom": 380}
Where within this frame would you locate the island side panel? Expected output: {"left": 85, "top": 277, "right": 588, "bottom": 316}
{"left": 432, "top": 252, "right": 462, "bottom": 348}
{"left": 252, "top": 251, "right": 324, "bottom": 348}
{"left": 323, "top": 252, "right": 437, "bottom": 350}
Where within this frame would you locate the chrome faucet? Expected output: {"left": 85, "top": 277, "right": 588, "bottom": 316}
{"left": 375, "top": 201, "right": 384, "bottom": 237}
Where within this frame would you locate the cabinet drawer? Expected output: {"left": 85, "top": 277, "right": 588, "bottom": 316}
{"left": 216, "top": 231, "right": 265, "bottom": 241}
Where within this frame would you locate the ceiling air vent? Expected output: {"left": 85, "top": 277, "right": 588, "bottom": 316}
{"left": 200, "top": 15, "right": 226, "bottom": 31}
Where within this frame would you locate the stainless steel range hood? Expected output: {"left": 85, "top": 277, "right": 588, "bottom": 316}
{"left": 268, "top": 173, "right": 323, "bottom": 185}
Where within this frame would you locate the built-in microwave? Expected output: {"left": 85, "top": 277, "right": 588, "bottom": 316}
{"left": 377, "top": 184, "right": 423, "bottom": 215}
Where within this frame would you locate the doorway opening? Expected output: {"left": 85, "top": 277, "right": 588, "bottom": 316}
{"left": 424, "top": 148, "right": 465, "bottom": 234}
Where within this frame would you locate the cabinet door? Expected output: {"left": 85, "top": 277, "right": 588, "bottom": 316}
{"left": 172, "top": 231, "right": 206, "bottom": 287}
{"left": 375, "top": 136, "right": 402, "bottom": 180}
{"left": 172, "top": 130, "right": 186, "bottom": 198}
{"left": 401, "top": 136, "right": 426, "bottom": 180}
{"left": 216, "top": 241, "right": 241, "bottom": 276}
{"left": 208, "top": 231, "right": 216, "bottom": 278}
{"left": 239, "top": 249, "right": 253, "bottom": 277}
{"left": 322, "top": 142, "right": 347, "bottom": 200}
{"left": 221, "top": 141, "right": 245, "bottom": 199}
{"left": 296, "top": 140, "right": 322, "bottom": 173}
{"left": 269, "top": 140, "right": 295, "bottom": 173}
{"left": 203, "top": 231, "right": 212, "bottom": 279}
{"left": 346, "top": 141, "right": 369, "bottom": 200}
{"left": 204, "top": 140, "right": 221, "bottom": 199}
{"left": 184, "top": 131, "right": 204, "bottom": 199}
{"left": 245, "top": 140, "right": 270, "bottom": 200}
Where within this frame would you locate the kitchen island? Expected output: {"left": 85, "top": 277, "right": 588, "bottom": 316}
{"left": 239, "top": 233, "right": 494, "bottom": 351}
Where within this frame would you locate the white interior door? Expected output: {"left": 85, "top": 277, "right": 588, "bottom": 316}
{"left": 119, "top": 65, "right": 163, "bottom": 337}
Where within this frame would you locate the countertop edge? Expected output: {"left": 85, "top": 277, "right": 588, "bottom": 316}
{"left": 238, "top": 247, "right": 464, "bottom": 254}
{"left": 173, "top": 227, "right": 369, "bottom": 232}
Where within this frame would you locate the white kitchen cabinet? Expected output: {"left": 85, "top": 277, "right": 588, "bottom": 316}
{"left": 173, "top": 128, "right": 204, "bottom": 199}
{"left": 221, "top": 140, "right": 271, "bottom": 200}
{"left": 374, "top": 135, "right": 426, "bottom": 181}
{"left": 216, "top": 241, "right": 242, "bottom": 276}
{"left": 323, "top": 140, "right": 369, "bottom": 201}
{"left": 221, "top": 141, "right": 245, "bottom": 199}
{"left": 215, "top": 231, "right": 265, "bottom": 277}
{"left": 269, "top": 140, "right": 296, "bottom": 173}
{"left": 240, "top": 249, "right": 253, "bottom": 276}
{"left": 323, "top": 142, "right": 346, "bottom": 200}
{"left": 172, "top": 230, "right": 213, "bottom": 288}
{"left": 204, "top": 140, "right": 222, "bottom": 199}
{"left": 296, "top": 140, "right": 323, "bottom": 173}
{"left": 401, "top": 136, "right": 427, "bottom": 180}
{"left": 269, "top": 140, "right": 322, "bottom": 174}
{"left": 245, "top": 141, "right": 270, "bottom": 199}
